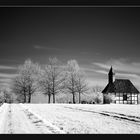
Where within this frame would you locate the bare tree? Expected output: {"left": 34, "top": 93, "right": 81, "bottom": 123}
{"left": 38, "top": 69, "right": 52, "bottom": 103}
{"left": 0, "top": 88, "right": 14, "bottom": 103}
{"left": 12, "top": 75, "right": 28, "bottom": 103}
{"left": 12, "top": 59, "right": 41, "bottom": 103}
{"left": 40, "top": 58, "right": 66, "bottom": 103}
{"left": 65, "top": 60, "right": 80, "bottom": 104}
{"left": 3, "top": 90, "right": 14, "bottom": 103}
{"left": 92, "top": 85, "right": 103, "bottom": 93}
{"left": 75, "top": 71, "right": 89, "bottom": 103}
{"left": 92, "top": 85, "right": 103, "bottom": 104}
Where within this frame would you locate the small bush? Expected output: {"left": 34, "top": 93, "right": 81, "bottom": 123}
{"left": 94, "top": 96, "right": 102, "bottom": 104}
{"left": 92, "top": 92, "right": 103, "bottom": 104}
{"left": 103, "top": 94, "right": 115, "bottom": 104}
{"left": 81, "top": 100, "right": 88, "bottom": 104}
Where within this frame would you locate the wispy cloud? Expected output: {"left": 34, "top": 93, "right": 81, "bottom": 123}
{"left": 94, "top": 69, "right": 140, "bottom": 78}
{"left": 81, "top": 67, "right": 96, "bottom": 72}
{"left": 0, "top": 73, "right": 17, "bottom": 89}
{"left": 117, "top": 73, "right": 139, "bottom": 78}
{"left": 93, "top": 58, "right": 140, "bottom": 74}
{"left": 0, "top": 65, "right": 17, "bottom": 70}
{"left": 0, "top": 78, "right": 12, "bottom": 83}
{"left": 0, "top": 73, "right": 18, "bottom": 89}
{"left": 0, "top": 59, "right": 20, "bottom": 63}
{"left": 34, "top": 45, "right": 62, "bottom": 51}
{"left": 0, "top": 73, "right": 18, "bottom": 78}
{"left": 87, "top": 78, "right": 107, "bottom": 87}
{"left": 0, "top": 82, "right": 11, "bottom": 87}
{"left": 34, "top": 45, "right": 90, "bottom": 55}
{"left": 94, "top": 70, "right": 108, "bottom": 75}
{"left": 93, "top": 63, "right": 110, "bottom": 69}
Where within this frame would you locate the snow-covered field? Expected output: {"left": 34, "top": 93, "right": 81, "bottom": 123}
{"left": 0, "top": 103, "right": 140, "bottom": 134}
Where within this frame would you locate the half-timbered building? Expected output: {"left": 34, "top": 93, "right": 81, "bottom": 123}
{"left": 102, "top": 67, "right": 139, "bottom": 104}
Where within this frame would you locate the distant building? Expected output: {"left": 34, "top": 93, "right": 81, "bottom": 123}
{"left": 102, "top": 66, "right": 139, "bottom": 104}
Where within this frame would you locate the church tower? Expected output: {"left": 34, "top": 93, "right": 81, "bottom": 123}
{"left": 108, "top": 66, "right": 115, "bottom": 84}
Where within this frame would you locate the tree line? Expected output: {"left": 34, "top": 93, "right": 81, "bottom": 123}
{"left": 11, "top": 58, "right": 91, "bottom": 104}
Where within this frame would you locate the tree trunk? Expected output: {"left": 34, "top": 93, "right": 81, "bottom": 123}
{"left": 24, "top": 93, "right": 26, "bottom": 103}
{"left": 28, "top": 88, "right": 31, "bottom": 103}
{"left": 23, "top": 89, "right": 26, "bottom": 103}
{"left": 72, "top": 92, "right": 75, "bottom": 104}
{"left": 79, "top": 92, "right": 81, "bottom": 104}
{"left": 28, "top": 86, "right": 32, "bottom": 103}
{"left": 28, "top": 93, "right": 31, "bottom": 103}
{"left": 48, "top": 94, "right": 51, "bottom": 103}
{"left": 53, "top": 94, "right": 55, "bottom": 103}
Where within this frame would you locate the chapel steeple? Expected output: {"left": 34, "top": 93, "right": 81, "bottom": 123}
{"left": 108, "top": 66, "right": 115, "bottom": 84}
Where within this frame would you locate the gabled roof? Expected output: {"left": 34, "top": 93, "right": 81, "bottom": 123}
{"left": 102, "top": 79, "right": 139, "bottom": 94}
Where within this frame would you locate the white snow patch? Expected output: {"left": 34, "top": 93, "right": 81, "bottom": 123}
{"left": 1, "top": 103, "right": 140, "bottom": 134}
{"left": 20, "top": 104, "right": 66, "bottom": 134}
{"left": 20, "top": 104, "right": 140, "bottom": 134}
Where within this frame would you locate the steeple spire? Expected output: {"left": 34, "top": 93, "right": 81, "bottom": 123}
{"left": 108, "top": 66, "right": 114, "bottom": 84}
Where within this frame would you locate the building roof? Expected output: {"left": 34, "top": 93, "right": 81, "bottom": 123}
{"left": 102, "top": 79, "right": 139, "bottom": 94}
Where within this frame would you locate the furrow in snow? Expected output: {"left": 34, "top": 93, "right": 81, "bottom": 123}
{"left": 101, "top": 111, "right": 140, "bottom": 123}
{"left": 20, "top": 104, "right": 66, "bottom": 134}
{"left": 63, "top": 106, "right": 140, "bottom": 125}
{"left": 6, "top": 104, "right": 13, "bottom": 134}
{"left": 103, "top": 111, "right": 140, "bottom": 120}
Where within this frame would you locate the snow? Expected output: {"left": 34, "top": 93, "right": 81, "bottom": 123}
{"left": 0, "top": 103, "right": 9, "bottom": 133}
{"left": 0, "top": 103, "right": 140, "bottom": 134}
{"left": 20, "top": 104, "right": 66, "bottom": 134}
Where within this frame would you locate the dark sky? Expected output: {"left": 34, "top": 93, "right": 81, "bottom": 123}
{"left": 1, "top": 7, "right": 140, "bottom": 89}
